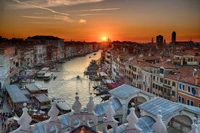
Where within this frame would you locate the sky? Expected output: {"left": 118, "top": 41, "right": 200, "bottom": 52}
{"left": 0, "top": 0, "right": 200, "bottom": 42}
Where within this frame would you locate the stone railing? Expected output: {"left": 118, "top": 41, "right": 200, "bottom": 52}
{"left": 11, "top": 93, "right": 199, "bottom": 133}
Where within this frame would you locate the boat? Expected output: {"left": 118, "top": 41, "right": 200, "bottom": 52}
{"left": 43, "top": 73, "right": 52, "bottom": 81}
{"left": 53, "top": 75, "right": 57, "bottom": 80}
{"left": 77, "top": 75, "right": 80, "bottom": 79}
{"left": 22, "top": 79, "right": 35, "bottom": 83}
{"left": 93, "top": 53, "right": 96, "bottom": 55}
{"left": 37, "top": 67, "right": 50, "bottom": 78}
{"left": 101, "top": 94, "right": 111, "bottom": 101}
{"left": 89, "top": 56, "right": 91, "bottom": 58}
{"left": 53, "top": 98, "right": 71, "bottom": 114}
{"left": 94, "top": 91, "right": 109, "bottom": 96}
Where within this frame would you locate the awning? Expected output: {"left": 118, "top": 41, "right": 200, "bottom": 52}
{"left": 108, "top": 83, "right": 118, "bottom": 89}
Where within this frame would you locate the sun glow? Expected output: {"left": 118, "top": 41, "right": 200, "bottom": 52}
{"left": 102, "top": 36, "right": 107, "bottom": 41}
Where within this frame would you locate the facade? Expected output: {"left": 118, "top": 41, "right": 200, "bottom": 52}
{"left": 34, "top": 45, "right": 47, "bottom": 64}
{"left": 0, "top": 45, "right": 15, "bottom": 89}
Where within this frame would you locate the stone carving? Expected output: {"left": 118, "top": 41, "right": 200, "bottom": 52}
{"left": 45, "top": 102, "right": 61, "bottom": 133}
{"left": 103, "top": 102, "right": 118, "bottom": 133}
{"left": 189, "top": 117, "right": 199, "bottom": 133}
{"left": 124, "top": 103, "right": 142, "bottom": 133}
{"left": 11, "top": 103, "right": 33, "bottom": 133}
{"left": 152, "top": 110, "right": 167, "bottom": 133}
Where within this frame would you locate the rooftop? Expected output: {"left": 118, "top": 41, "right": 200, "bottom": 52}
{"left": 5, "top": 85, "right": 30, "bottom": 103}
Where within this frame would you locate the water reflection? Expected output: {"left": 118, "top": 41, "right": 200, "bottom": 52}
{"left": 35, "top": 51, "right": 102, "bottom": 107}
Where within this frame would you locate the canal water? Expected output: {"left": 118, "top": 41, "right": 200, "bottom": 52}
{"left": 35, "top": 51, "right": 102, "bottom": 107}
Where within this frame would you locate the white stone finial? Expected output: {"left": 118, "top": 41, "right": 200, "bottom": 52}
{"left": 13, "top": 103, "right": 32, "bottom": 133}
{"left": 72, "top": 92, "right": 82, "bottom": 113}
{"left": 124, "top": 104, "right": 142, "bottom": 133}
{"left": 48, "top": 102, "right": 59, "bottom": 119}
{"left": 189, "top": 117, "right": 199, "bottom": 133}
{"left": 103, "top": 101, "right": 118, "bottom": 133}
{"left": 45, "top": 102, "right": 61, "bottom": 133}
{"left": 105, "top": 102, "right": 116, "bottom": 122}
{"left": 87, "top": 92, "right": 95, "bottom": 113}
{"left": 152, "top": 110, "right": 167, "bottom": 133}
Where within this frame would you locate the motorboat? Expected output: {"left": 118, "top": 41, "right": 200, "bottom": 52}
{"left": 37, "top": 67, "right": 50, "bottom": 78}
{"left": 53, "top": 98, "right": 71, "bottom": 114}
{"left": 43, "top": 73, "right": 52, "bottom": 81}
{"left": 53, "top": 75, "right": 57, "bottom": 80}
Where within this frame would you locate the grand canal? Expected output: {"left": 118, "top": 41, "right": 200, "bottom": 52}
{"left": 35, "top": 51, "right": 102, "bottom": 107}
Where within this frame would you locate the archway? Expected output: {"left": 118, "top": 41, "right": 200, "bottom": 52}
{"left": 128, "top": 96, "right": 147, "bottom": 117}
{"left": 167, "top": 115, "right": 192, "bottom": 133}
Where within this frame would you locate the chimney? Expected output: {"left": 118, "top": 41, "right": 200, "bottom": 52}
{"left": 195, "top": 74, "right": 199, "bottom": 85}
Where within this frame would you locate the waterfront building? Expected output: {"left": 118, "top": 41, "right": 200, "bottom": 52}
{"left": 23, "top": 47, "right": 35, "bottom": 68}
{"left": 34, "top": 45, "right": 47, "bottom": 64}
{"left": 47, "top": 45, "right": 59, "bottom": 61}
{"left": 0, "top": 45, "right": 15, "bottom": 89}
{"left": 27, "top": 35, "right": 65, "bottom": 59}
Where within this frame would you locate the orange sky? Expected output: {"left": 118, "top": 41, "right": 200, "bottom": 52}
{"left": 0, "top": 0, "right": 200, "bottom": 42}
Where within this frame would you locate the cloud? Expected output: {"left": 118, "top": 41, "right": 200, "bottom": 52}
{"left": 22, "top": 15, "right": 74, "bottom": 23}
{"left": 77, "top": 13, "right": 105, "bottom": 16}
{"left": 11, "top": 0, "right": 103, "bottom": 9}
{"left": 70, "top": 8, "right": 121, "bottom": 12}
{"left": 12, "top": 0, "right": 69, "bottom": 16}
{"left": 79, "top": 19, "right": 87, "bottom": 24}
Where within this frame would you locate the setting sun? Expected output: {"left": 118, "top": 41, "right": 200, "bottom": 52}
{"left": 102, "top": 36, "right": 107, "bottom": 41}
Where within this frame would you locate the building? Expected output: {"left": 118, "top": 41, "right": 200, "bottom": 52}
{"left": 156, "top": 35, "right": 164, "bottom": 49}
{"left": 0, "top": 45, "right": 15, "bottom": 89}
{"left": 171, "top": 31, "right": 176, "bottom": 45}
{"left": 27, "top": 35, "right": 65, "bottom": 59}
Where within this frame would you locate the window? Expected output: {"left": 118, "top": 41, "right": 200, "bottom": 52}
{"left": 164, "top": 88, "right": 166, "bottom": 93}
{"left": 160, "top": 78, "right": 163, "bottom": 83}
{"left": 164, "top": 80, "right": 167, "bottom": 84}
{"left": 153, "top": 83, "right": 155, "bottom": 88}
{"left": 172, "top": 90, "right": 175, "bottom": 96}
{"left": 187, "top": 99, "right": 194, "bottom": 106}
{"left": 179, "top": 96, "right": 181, "bottom": 102}
{"left": 192, "top": 88, "right": 196, "bottom": 96}
{"left": 153, "top": 76, "right": 155, "bottom": 80}
{"left": 188, "top": 86, "right": 191, "bottom": 93}
{"left": 168, "top": 81, "right": 170, "bottom": 85}
{"left": 160, "top": 68, "right": 164, "bottom": 74}
{"left": 172, "top": 82, "right": 176, "bottom": 87}
{"left": 156, "top": 84, "right": 158, "bottom": 89}
{"left": 191, "top": 101, "right": 194, "bottom": 106}
{"left": 182, "top": 85, "right": 185, "bottom": 90}
{"left": 161, "top": 87, "right": 163, "bottom": 92}
{"left": 182, "top": 97, "right": 184, "bottom": 103}
{"left": 132, "top": 67, "right": 136, "bottom": 72}
{"left": 187, "top": 100, "right": 190, "bottom": 105}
